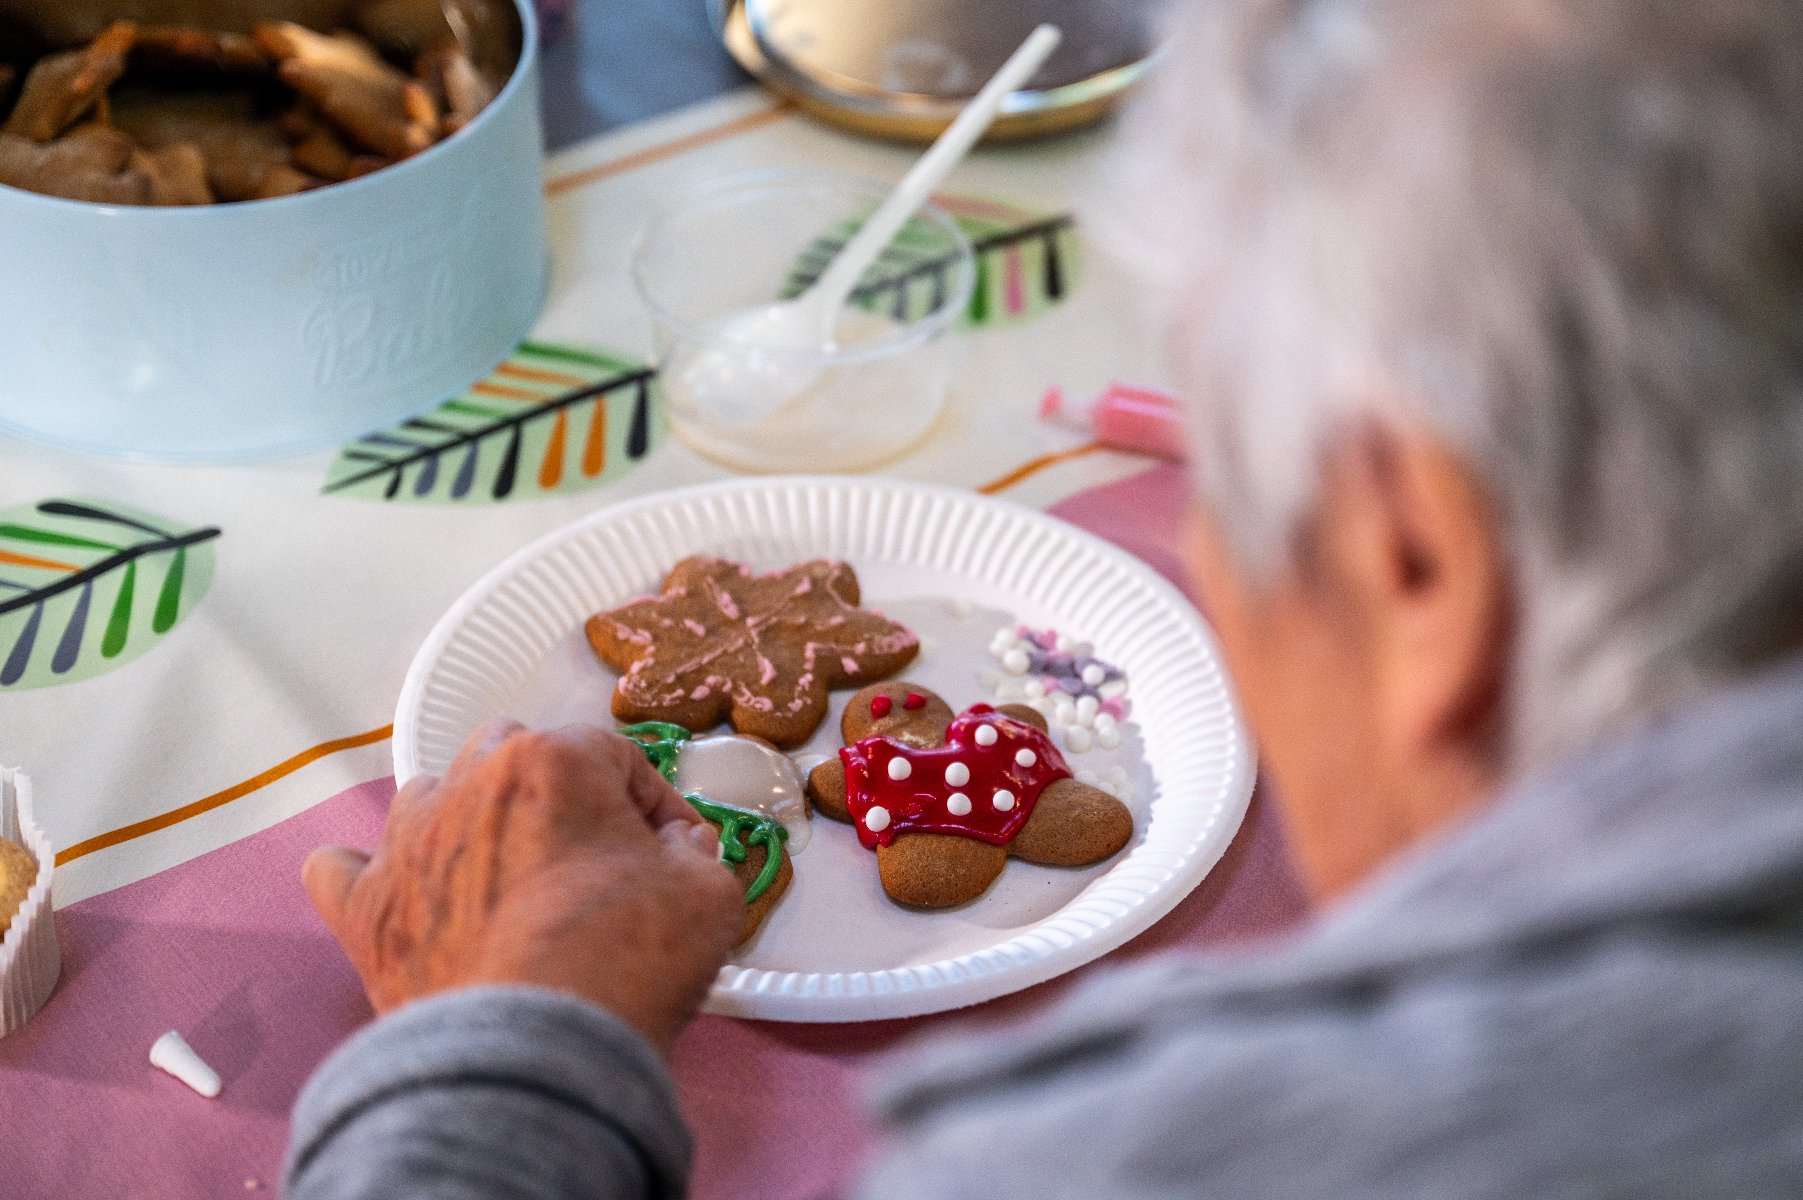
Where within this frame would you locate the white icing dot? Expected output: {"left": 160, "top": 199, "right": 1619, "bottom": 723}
{"left": 887, "top": 757, "right": 912, "bottom": 781}
{"left": 1076, "top": 695, "right": 1100, "bottom": 726}
{"left": 992, "top": 789, "right": 1016, "bottom": 811}
{"left": 1014, "top": 747, "right": 1037, "bottom": 768}
{"left": 1064, "top": 726, "right": 1094, "bottom": 754}
{"left": 946, "top": 792, "right": 972, "bottom": 816}
{"left": 974, "top": 724, "right": 999, "bottom": 747}
{"left": 944, "top": 761, "right": 971, "bottom": 787}
{"left": 1002, "top": 648, "right": 1030, "bottom": 675}
{"left": 1081, "top": 664, "right": 1106, "bottom": 687}
{"left": 1097, "top": 726, "right": 1123, "bottom": 750}
{"left": 1023, "top": 678, "right": 1047, "bottom": 699}
{"left": 865, "top": 806, "right": 891, "bottom": 832}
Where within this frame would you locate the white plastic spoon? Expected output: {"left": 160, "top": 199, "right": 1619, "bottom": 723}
{"left": 672, "top": 23, "right": 1064, "bottom": 427}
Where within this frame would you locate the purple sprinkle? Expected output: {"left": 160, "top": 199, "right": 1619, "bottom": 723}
{"left": 1057, "top": 675, "right": 1087, "bottom": 695}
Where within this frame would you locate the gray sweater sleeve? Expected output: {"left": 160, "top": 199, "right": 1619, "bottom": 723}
{"left": 285, "top": 986, "right": 683, "bottom": 1200}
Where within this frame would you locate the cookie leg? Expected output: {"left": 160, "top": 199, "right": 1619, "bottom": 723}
{"left": 877, "top": 833, "right": 1008, "bottom": 907}
{"left": 1009, "top": 779, "right": 1134, "bottom": 867}
{"left": 735, "top": 845, "right": 792, "bottom": 944}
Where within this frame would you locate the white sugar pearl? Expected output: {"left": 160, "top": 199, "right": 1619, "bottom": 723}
{"left": 1064, "top": 726, "right": 1094, "bottom": 754}
{"left": 1097, "top": 726, "right": 1122, "bottom": 750}
{"left": 1056, "top": 632, "right": 1076, "bottom": 653}
{"left": 1099, "top": 680, "right": 1128, "bottom": 699}
{"left": 975, "top": 723, "right": 1000, "bottom": 746}
{"left": 946, "top": 792, "right": 971, "bottom": 816}
{"left": 945, "top": 761, "right": 971, "bottom": 787}
{"left": 1105, "top": 766, "right": 1129, "bottom": 786}
{"left": 1081, "top": 664, "right": 1106, "bottom": 687}
{"left": 990, "top": 632, "right": 1015, "bottom": 657}
{"left": 1053, "top": 700, "right": 1076, "bottom": 725}
{"left": 1023, "top": 678, "right": 1048, "bottom": 699}
{"left": 1101, "top": 781, "right": 1122, "bottom": 798}
{"left": 1094, "top": 712, "right": 1117, "bottom": 734}
{"left": 1028, "top": 698, "right": 1055, "bottom": 719}
{"left": 887, "top": 758, "right": 912, "bottom": 781}
{"left": 1076, "top": 769, "right": 1100, "bottom": 786}
{"left": 1015, "top": 748, "right": 1037, "bottom": 768}
{"left": 992, "top": 789, "right": 1016, "bottom": 811}
{"left": 865, "top": 806, "right": 891, "bottom": 832}
{"left": 1002, "top": 648, "right": 1030, "bottom": 674}
{"left": 1075, "top": 695, "right": 1100, "bottom": 726}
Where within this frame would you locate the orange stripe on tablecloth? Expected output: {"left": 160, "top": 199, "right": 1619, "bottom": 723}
{"left": 495, "top": 361, "right": 590, "bottom": 388}
{"left": 976, "top": 441, "right": 1107, "bottom": 495}
{"left": 544, "top": 102, "right": 795, "bottom": 198}
{"left": 56, "top": 724, "right": 395, "bottom": 866}
{"left": 0, "top": 547, "right": 81, "bottom": 573}
{"left": 471, "top": 380, "right": 553, "bottom": 403}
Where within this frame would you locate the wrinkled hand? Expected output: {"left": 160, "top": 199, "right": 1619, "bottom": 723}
{"left": 303, "top": 720, "right": 744, "bottom": 1053}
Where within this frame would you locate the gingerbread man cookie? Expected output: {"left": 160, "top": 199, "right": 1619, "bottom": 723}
{"left": 624, "top": 722, "right": 794, "bottom": 944}
{"left": 807, "top": 682, "right": 1134, "bottom": 908}
{"left": 588, "top": 557, "right": 920, "bottom": 749}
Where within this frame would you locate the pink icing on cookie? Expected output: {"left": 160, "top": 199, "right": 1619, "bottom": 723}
{"left": 840, "top": 706, "right": 1072, "bottom": 850}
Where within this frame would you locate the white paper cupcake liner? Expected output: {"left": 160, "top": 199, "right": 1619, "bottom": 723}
{"left": 0, "top": 768, "right": 59, "bottom": 1036}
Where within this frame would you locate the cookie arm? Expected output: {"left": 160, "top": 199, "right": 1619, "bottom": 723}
{"left": 807, "top": 758, "right": 852, "bottom": 822}
{"left": 286, "top": 986, "right": 688, "bottom": 1200}
{"left": 1009, "top": 779, "right": 1133, "bottom": 867}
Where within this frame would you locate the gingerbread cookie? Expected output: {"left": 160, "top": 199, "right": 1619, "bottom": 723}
{"left": 2, "top": 20, "right": 136, "bottom": 143}
{"left": 624, "top": 722, "right": 793, "bottom": 944}
{"left": 253, "top": 22, "right": 438, "bottom": 160}
{"left": 588, "top": 557, "right": 919, "bottom": 749}
{"left": 807, "top": 682, "right": 1134, "bottom": 908}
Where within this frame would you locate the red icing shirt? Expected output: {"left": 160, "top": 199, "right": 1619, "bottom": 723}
{"left": 840, "top": 705, "right": 1072, "bottom": 849}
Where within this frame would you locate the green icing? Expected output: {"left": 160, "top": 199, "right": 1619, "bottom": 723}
{"left": 683, "top": 793, "right": 790, "bottom": 903}
{"left": 620, "top": 722, "right": 789, "bottom": 904}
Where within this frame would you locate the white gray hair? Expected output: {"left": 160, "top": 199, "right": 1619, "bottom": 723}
{"left": 1094, "top": 0, "right": 1803, "bottom": 766}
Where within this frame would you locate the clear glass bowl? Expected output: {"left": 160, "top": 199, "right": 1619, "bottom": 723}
{"left": 630, "top": 168, "right": 974, "bottom": 473}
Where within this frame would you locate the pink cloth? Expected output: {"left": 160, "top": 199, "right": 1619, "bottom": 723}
{"left": 0, "top": 465, "right": 1311, "bottom": 1198}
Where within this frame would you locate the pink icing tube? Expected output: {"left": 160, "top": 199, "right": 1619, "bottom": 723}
{"left": 1040, "top": 382, "right": 1189, "bottom": 462}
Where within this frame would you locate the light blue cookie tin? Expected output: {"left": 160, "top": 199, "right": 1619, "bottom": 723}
{"left": 0, "top": 0, "right": 549, "bottom": 462}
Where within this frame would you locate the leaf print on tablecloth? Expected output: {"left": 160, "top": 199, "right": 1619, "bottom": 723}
{"left": 323, "top": 342, "right": 662, "bottom": 504}
{"left": 782, "top": 194, "right": 1078, "bottom": 332}
{"left": 0, "top": 499, "right": 219, "bottom": 690}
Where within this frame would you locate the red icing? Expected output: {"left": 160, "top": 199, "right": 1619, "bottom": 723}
{"left": 902, "top": 691, "right": 927, "bottom": 710}
{"left": 840, "top": 705, "right": 1071, "bottom": 850}
{"left": 869, "top": 694, "right": 894, "bottom": 719}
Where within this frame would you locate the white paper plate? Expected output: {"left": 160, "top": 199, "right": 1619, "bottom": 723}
{"left": 394, "top": 476, "right": 1254, "bottom": 1021}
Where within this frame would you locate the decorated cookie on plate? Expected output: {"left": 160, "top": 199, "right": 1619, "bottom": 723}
{"left": 805, "top": 682, "right": 1133, "bottom": 908}
{"left": 588, "top": 557, "right": 920, "bottom": 748}
{"left": 623, "top": 722, "right": 807, "bottom": 943}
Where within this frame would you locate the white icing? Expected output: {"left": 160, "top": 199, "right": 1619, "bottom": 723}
{"left": 865, "top": 806, "right": 891, "bottom": 832}
{"left": 887, "top": 757, "right": 912, "bottom": 781}
{"left": 1014, "top": 748, "right": 1037, "bottom": 768}
{"left": 944, "top": 761, "right": 971, "bottom": 786}
{"left": 974, "top": 724, "right": 999, "bottom": 747}
{"left": 672, "top": 734, "right": 812, "bottom": 851}
{"left": 992, "top": 788, "right": 1016, "bottom": 812}
{"left": 946, "top": 792, "right": 972, "bottom": 816}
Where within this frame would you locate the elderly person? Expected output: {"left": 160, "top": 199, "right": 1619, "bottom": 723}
{"left": 285, "top": 0, "right": 1803, "bottom": 1195}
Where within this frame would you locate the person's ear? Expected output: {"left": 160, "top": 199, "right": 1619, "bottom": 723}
{"left": 1323, "top": 424, "right": 1510, "bottom": 772}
